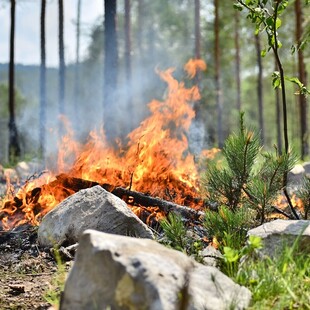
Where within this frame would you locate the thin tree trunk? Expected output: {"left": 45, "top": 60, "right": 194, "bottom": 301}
{"left": 234, "top": 10, "right": 241, "bottom": 112}
{"left": 124, "top": 0, "right": 132, "bottom": 131}
{"left": 39, "top": 0, "right": 46, "bottom": 159}
{"left": 255, "top": 34, "right": 265, "bottom": 144}
{"left": 8, "top": 0, "right": 20, "bottom": 161}
{"left": 137, "top": 0, "right": 143, "bottom": 56}
{"left": 103, "top": 0, "right": 118, "bottom": 140}
{"left": 74, "top": 0, "right": 81, "bottom": 127}
{"left": 214, "top": 0, "right": 223, "bottom": 148}
{"left": 135, "top": 0, "right": 144, "bottom": 108}
{"left": 58, "top": 0, "right": 65, "bottom": 135}
{"left": 275, "top": 58, "right": 282, "bottom": 152}
{"left": 194, "top": 0, "right": 201, "bottom": 59}
{"left": 295, "top": 0, "right": 308, "bottom": 159}
{"left": 194, "top": 0, "right": 201, "bottom": 92}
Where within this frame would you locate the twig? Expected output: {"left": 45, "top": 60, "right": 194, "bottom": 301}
{"left": 283, "top": 188, "right": 300, "bottom": 220}
{"left": 271, "top": 205, "right": 294, "bottom": 219}
{"left": 111, "top": 186, "right": 205, "bottom": 221}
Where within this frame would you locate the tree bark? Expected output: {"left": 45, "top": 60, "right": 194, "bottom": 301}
{"left": 103, "top": 0, "right": 118, "bottom": 140}
{"left": 74, "top": 0, "right": 81, "bottom": 127}
{"left": 255, "top": 34, "right": 265, "bottom": 144}
{"left": 194, "top": 0, "right": 201, "bottom": 60}
{"left": 274, "top": 58, "right": 282, "bottom": 152}
{"left": 39, "top": 0, "right": 47, "bottom": 159}
{"left": 295, "top": 0, "right": 309, "bottom": 159}
{"left": 124, "top": 0, "right": 133, "bottom": 131}
{"left": 58, "top": 0, "right": 65, "bottom": 135}
{"left": 214, "top": 0, "right": 223, "bottom": 148}
{"left": 234, "top": 10, "right": 241, "bottom": 112}
{"left": 8, "top": 0, "right": 20, "bottom": 161}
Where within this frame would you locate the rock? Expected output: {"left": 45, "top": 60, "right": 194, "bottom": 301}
{"left": 60, "top": 230, "right": 251, "bottom": 310}
{"left": 3, "top": 168, "right": 19, "bottom": 183}
{"left": 287, "top": 164, "right": 305, "bottom": 185}
{"left": 15, "top": 160, "right": 44, "bottom": 180}
{"left": 200, "top": 245, "right": 223, "bottom": 267}
{"left": 247, "top": 219, "right": 310, "bottom": 258}
{"left": 303, "top": 162, "right": 310, "bottom": 176}
{"left": 15, "top": 161, "right": 31, "bottom": 180}
{"left": 38, "top": 185, "right": 153, "bottom": 247}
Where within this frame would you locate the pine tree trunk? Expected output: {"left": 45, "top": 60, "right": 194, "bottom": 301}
{"left": 58, "top": 0, "right": 65, "bottom": 135}
{"left": 194, "top": 0, "right": 201, "bottom": 89}
{"left": 124, "top": 0, "right": 132, "bottom": 132}
{"left": 8, "top": 0, "right": 20, "bottom": 161}
{"left": 214, "top": 0, "right": 223, "bottom": 148}
{"left": 194, "top": 0, "right": 201, "bottom": 60}
{"left": 255, "top": 34, "right": 265, "bottom": 144}
{"left": 103, "top": 0, "right": 118, "bottom": 140}
{"left": 39, "top": 0, "right": 46, "bottom": 159}
{"left": 74, "top": 0, "right": 81, "bottom": 127}
{"left": 234, "top": 10, "right": 241, "bottom": 112}
{"left": 295, "top": 0, "right": 309, "bottom": 159}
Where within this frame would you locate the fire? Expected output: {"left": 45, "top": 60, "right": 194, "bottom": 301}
{"left": 272, "top": 193, "right": 304, "bottom": 219}
{"left": 0, "top": 59, "right": 209, "bottom": 230}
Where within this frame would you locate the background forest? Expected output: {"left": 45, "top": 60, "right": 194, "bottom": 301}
{"left": 0, "top": 0, "right": 309, "bottom": 164}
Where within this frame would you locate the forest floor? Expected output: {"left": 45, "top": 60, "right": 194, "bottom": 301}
{"left": 0, "top": 225, "right": 64, "bottom": 310}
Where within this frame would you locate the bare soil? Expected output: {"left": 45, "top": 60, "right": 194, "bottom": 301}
{"left": 0, "top": 225, "right": 64, "bottom": 310}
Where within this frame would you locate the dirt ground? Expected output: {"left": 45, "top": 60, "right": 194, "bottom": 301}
{"left": 0, "top": 225, "right": 68, "bottom": 310}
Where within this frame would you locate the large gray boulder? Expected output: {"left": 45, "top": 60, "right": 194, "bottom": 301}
{"left": 247, "top": 219, "right": 310, "bottom": 257}
{"left": 60, "top": 230, "right": 251, "bottom": 310}
{"left": 38, "top": 185, "right": 153, "bottom": 247}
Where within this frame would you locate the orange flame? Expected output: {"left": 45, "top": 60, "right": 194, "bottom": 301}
{"left": 1, "top": 59, "right": 210, "bottom": 230}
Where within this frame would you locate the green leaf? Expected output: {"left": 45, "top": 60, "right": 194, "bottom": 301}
{"left": 248, "top": 235, "right": 263, "bottom": 249}
{"left": 275, "top": 18, "right": 282, "bottom": 29}
{"left": 261, "top": 48, "right": 267, "bottom": 57}
{"left": 272, "top": 75, "right": 281, "bottom": 89}
{"left": 266, "top": 17, "right": 274, "bottom": 28}
{"left": 286, "top": 77, "right": 303, "bottom": 88}
{"left": 223, "top": 247, "right": 239, "bottom": 263}
{"left": 233, "top": 3, "right": 243, "bottom": 11}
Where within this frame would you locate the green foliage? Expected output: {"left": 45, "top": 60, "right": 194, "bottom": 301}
{"left": 204, "top": 206, "right": 254, "bottom": 251}
{"left": 203, "top": 113, "right": 260, "bottom": 212}
{"left": 202, "top": 113, "right": 298, "bottom": 223}
{"left": 236, "top": 237, "right": 310, "bottom": 309}
{"left": 235, "top": 0, "right": 288, "bottom": 51}
{"left": 221, "top": 235, "right": 262, "bottom": 279}
{"left": 286, "top": 76, "right": 310, "bottom": 97}
{"left": 159, "top": 213, "right": 203, "bottom": 261}
{"left": 44, "top": 248, "right": 66, "bottom": 308}
{"left": 160, "top": 212, "right": 187, "bottom": 251}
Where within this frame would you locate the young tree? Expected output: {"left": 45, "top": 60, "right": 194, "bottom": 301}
{"left": 103, "top": 0, "right": 118, "bottom": 140}
{"left": 295, "top": 0, "right": 309, "bottom": 159}
{"left": 214, "top": 0, "right": 223, "bottom": 148}
{"left": 8, "top": 0, "right": 20, "bottom": 161}
{"left": 39, "top": 0, "right": 46, "bottom": 159}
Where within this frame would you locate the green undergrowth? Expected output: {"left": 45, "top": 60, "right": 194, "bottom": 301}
{"left": 160, "top": 212, "right": 310, "bottom": 309}
{"left": 236, "top": 236, "right": 310, "bottom": 309}
{"left": 43, "top": 248, "right": 67, "bottom": 309}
